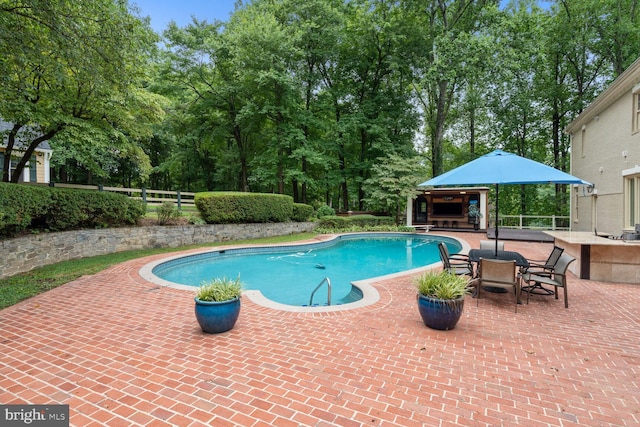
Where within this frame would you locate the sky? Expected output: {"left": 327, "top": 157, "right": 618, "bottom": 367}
{"left": 132, "top": 0, "right": 238, "bottom": 33}
{"left": 132, "top": 1, "right": 550, "bottom": 34}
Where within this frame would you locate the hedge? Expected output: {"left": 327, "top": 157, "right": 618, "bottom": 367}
{"left": 292, "top": 203, "right": 314, "bottom": 222}
{"left": 0, "top": 183, "right": 146, "bottom": 237}
{"left": 195, "top": 192, "right": 312, "bottom": 224}
{"left": 45, "top": 189, "right": 146, "bottom": 229}
{"left": 317, "top": 214, "right": 394, "bottom": 229}
{"left": 0, "top": 183, "right": 51, "bottom": 236}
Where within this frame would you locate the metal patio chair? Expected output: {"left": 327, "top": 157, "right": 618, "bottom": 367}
{"left": 438, "top": 242, "right": 473, "bottom": 276}
{"left": 474, "top": 258, "right": 520, "bottom": 312}
{"left": 522, "top": 253, "right": 576, "bottom": 308}
{"left": 522, "top": 246, "right": 564, "bottom": 295}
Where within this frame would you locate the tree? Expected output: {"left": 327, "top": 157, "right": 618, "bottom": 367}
{"left": 271, "top": 0, "right": 345, "bottom": 204}
{"left": 409, "top": 0, "right": 499, "bottom": 178}
{"left": 585, "top": 0, "right": 640, "bottom": 77}
{"left": 487, "top": 2, "right": 549, "bottom": 217}
{"left": 325, "top": 0, "right": 419, "bottom": 210}
{"left": 226, "top": 3, "right": 302, "bottom": 195}
{"left": 0, "top": 0, "right": 163, "bottom": 183}
{"left": 142, "top": 0, "right": 637, "bottom": 222}
{"left": 161, "top": 18, "right": 253, "bottom": 192}
{"left": 158, "top": 0, "right": 419, "bottom": 210}
{"left": 363, "top": 154, "right": 427, "bottom": 224}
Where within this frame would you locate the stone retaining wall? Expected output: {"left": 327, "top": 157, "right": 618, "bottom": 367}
{"left": 0, "top": 222, "right": 316, "bottom": 279}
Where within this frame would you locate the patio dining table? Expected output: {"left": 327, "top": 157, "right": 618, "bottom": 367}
{"left": 468, "top": 249, "right": 530, "bottom": 293}
{"left": 468, "top": 249, "right": 530, "bottom": 269}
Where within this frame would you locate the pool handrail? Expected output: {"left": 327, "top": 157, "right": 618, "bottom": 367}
{"left": 309, "top": 277, "right": 331, "bottom": 306}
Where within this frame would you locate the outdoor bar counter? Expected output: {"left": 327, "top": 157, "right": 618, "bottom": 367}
{"left": 545, "top": 231, "right": 640, "bottom": 284}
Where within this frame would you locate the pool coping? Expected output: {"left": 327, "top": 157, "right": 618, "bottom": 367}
{"left": 138, "top": 232, "right": 471, "bottom": 312}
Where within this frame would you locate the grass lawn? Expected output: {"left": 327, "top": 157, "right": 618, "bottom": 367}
{"left": 0, "top": 232, "right": 317, "bottom": 310}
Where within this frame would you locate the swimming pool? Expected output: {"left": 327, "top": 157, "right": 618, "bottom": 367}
{"left": 143, "top": 233, "right": 466, "bottom": 310}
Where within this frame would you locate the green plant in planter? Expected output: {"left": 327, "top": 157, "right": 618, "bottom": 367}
{"left": 415, "top": 270, "right": 471, "bottom": 330}
{"left": 468, "top": 203, "right": 482, "bottom": 230}
{"left": 194, "top": 276, "right": 243, "bottom": 333}
{"left": 415, "top": 270, "right": 470, "bottom": 301}
{"left": 196, "top": 276, "right": 243, "bottom": 302}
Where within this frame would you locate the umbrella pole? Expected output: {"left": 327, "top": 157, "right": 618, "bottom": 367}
{"left": 495, "top": 184, "right": 499, "bottom": 255}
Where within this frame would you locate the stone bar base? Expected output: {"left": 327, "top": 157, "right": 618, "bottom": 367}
{"left": 545, "top": 231, "right": 640, "bottom": 284}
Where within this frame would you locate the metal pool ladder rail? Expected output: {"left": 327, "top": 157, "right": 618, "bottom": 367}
{"left": 309, "top": 277, "right": 331, "bottom": 306}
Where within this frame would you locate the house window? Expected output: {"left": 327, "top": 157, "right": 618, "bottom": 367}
{"left": 8, "top": 153, "right": 22, "bottom": 181}
{"left": 29, "top": 156, "right": 37, "bottom": 182}
{"left": 0, "top": 152, "right": 25, "bottom": 182}
{"left": 0, "top": 152, "right": 14, "bottom": 181}
{"left": 634, "top": 90, "right": 640, "bottom": 133}
{"left": 625, "top": 175, "right": 640, "bottom": 228}
{"left": 573, "top": 185, "right": 579, "bottom": 223}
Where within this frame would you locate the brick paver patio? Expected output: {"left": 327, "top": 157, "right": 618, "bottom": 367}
{"left": 1, "top": 232, "right": 638, "bottom": 426}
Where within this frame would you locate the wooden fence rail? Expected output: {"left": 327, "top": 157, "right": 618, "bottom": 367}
{"left": 45, "top": 183, "right": 196, "bottom": 208}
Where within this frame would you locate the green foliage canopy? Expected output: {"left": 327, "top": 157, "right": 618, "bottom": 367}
{"left": 0, "top": 0, "right": 165, "bottom": 183}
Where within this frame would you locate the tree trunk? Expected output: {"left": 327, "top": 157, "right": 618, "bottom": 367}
{"left": 9, "top": 126, "right": 59, "bottom": 184}
{"left": 301, "top": 157, "right": 308, "bottom": 204}
{"left": 469, "top": 105, "right": 476, "bottom": 155}
{"left": 358, "top": 128, "right": 367, "bottom": 211}
{"left": 339, "top": 150, "right": 349, "bottom": 211}
{"left": 1, "top": 123, "right": 20, "bottom": 182}
{"left": 432, "top": 80, "right": 450, "bottom": 177}
{"left": 233, "top": 124, "right": 248, "bottom": 192}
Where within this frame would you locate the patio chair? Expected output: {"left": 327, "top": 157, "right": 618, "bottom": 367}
{"left": 522, "top": 253, "right": 576, "bottom": 308}
{"left": 528, "top": 245, "right": 564, "bottom": 274}
{"left": 480, "top": 240, "right": 504, "bottom": 251}
{"left": 438, "top": 242, "right": 473, "bottom": 276}
{"left": 522, "top": 246, "right": 564, "bottom": 295}
{"left": 474, "top": 258, "right": 520, "bottom": 312}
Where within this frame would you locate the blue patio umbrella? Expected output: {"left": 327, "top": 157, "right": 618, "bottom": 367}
{"left": 419, "top": 149, "right": 592, "bottom": 254}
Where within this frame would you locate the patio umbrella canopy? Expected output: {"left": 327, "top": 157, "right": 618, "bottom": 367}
{"left": 419, "top": 149, "right": 592, "bottom": 254}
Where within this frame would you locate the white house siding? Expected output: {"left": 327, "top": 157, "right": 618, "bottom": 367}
{"left": 566, "top": 57, "right": 640, "bottom": 235}
{"left": 0, "top": 120, "right": 53, "bottom": 184}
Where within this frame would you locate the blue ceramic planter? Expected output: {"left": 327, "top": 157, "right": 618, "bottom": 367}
{"left": 194, "top": 297, "right": 241, "bottom": 333}
{"left": 417, "top": 294, "right": 464, "bottom": 331}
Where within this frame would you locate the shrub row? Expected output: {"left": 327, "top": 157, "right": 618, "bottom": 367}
{"left": 195, "top": 192, "right": 313, "bottom": 224}
{"left": 292, "top": 203, "right": 314, "bottom": 222}
{"left": 0, "top": 183, "right": 146, "bottom": 237}
{"left": 317, "top": 214, "right": 395, "bottom": 229}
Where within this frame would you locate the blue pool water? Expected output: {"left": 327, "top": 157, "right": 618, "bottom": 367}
{"left": 152, "top": 233, "right": 462, "bottom": 307}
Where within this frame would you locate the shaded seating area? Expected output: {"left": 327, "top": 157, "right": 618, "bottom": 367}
{"left": 438, "top": 241, "right": 473, "bottom": 276}
{"left": 472, "top": 258, "right": 521, "bottom": 312}
{"left": 467, "top": 243, "right": 575, "bottom": 310}
{"left": 522, "top": 253, "right": 576, "bottom": 308}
